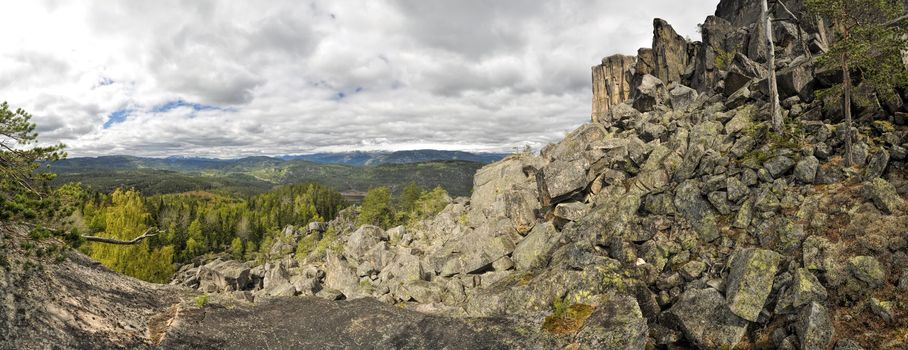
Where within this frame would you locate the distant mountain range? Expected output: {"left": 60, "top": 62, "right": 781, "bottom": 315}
{"left": 46, "top": 150, "right": 510, "bottom": 197}
{"left": 277, "top": 150, "right": 508, "bottom": 166}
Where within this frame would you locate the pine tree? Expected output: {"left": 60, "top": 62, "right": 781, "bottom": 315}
{"left": 0, "top": 102, "right": 66, "bottom": 220}
{"left": 357, "top": 187, "right": 394, "bottom": 228}
{"left": 806, "top": 0, "right": 908, "bottom": 165}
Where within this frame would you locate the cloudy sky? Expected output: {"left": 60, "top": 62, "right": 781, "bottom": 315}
{"left": 0, "top": 0, "right": 717, "bottom": 158}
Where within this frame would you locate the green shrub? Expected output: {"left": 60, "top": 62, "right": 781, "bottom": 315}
{"left": 195, "top": 293, "right": 209, "bottom": 308}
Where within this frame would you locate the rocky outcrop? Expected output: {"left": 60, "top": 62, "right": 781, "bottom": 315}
{"left": 0, "top": 224, "right": 182, "bottom": 349}
{"left": 8, "top": 1, "right": 908, "bottom": 349}
{"left": 652, "top": 18, "right": 692, "bottom": 86}
{"left": 592, "top": 55, "right": 636, "bottom": 123}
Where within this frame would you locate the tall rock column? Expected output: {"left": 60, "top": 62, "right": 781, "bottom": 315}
{"left": 652, "top": 19, "right": 691, "bottom": 86}
{"left": 591, "top": 54, "right": 636, "bottom": 123}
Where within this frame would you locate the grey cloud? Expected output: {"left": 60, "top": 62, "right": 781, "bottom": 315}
{"left": 0, "top": 0, "right": 720, "bottom": 157}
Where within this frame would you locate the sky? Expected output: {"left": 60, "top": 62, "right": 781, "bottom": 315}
{"left": 0, "top": 0, "right": 718, "bottom": 158}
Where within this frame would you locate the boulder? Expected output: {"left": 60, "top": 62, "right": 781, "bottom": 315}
{"left": 196, "top": 266, "right": 227, "bottom": 294}
{"left": 542, "top": 159, "right": 591, "bottom": 200}
{"left": 469, "top": 154, "right": 544, "bottom": 227}
{"left": 382, "top": 249, "right": 425, "bottom": 284}
{"left": 632, "top": 74, "right": 668, "bottom": 112}
{"left": 665, "top": 288, "right": 748, "bottom": 349}
{"left": 864, "top": 178, "right": 903, "bottom": 214}
{"left": 869, "top": 297, "right": 895, "bottom": 322}
{"left": 764, "top": 156, "right": 796, "bottom": 178}
{"left": 725, "top": 53, "right": 766, "bottom": 96}
{"left": 553, "top": 202, "right": 587, "bottom": 221}
{"left": 725, "top": 248, "right": 782, "bottom": 321}
{"left": 724, "top": 107, "right": 753, "bottom": 135}
{"left": 777, "top": 56, "right": 816, "bottom": 100}
{"left": 438, "top": 222, "right": 518, "bottom": 276}
{"left": 863, "top": 150, "right": 890, "bottom": 180}
{"left": 802, "top": 236, "right": 833, "bottom": 271}
{"left": 847, "top": 256, "right": 886, "bottom": 289}
{"left": 835, "top": 339, "right": 865, "bottom": 350}
{"left": 674, "top": 180, "right": 720, "bottom": 242}
{"left": 324, "top": 252, "right": 358, "bottom": 298}
{"left": 727, "top": 177, "right": 750, "bottom": 203}
{"left": 669, "top": 84, "right": 698, "bottom": 111}
{"left": 796, "top": 302, "right": 834, "bottom": 350}
{"left": 776, "top": 268, "right": 828, "bottom": 313}
{"left": 344, "top": 225, "right": 387, "bottom": 262}
{"left": 512, "top": 222, "right": 563, "bottom": 271}
{"left": 708, "top": 191, "right": 732, "bottom": 215}
{"left": 679, "top": 260, "right": 707, "bottom": 280}
{"left": 725, "top": 85, "right": 751, "bottom": 109}
{"left": 574, "top": 295, "right": 648, "bottom": 350}
{"left": 794, "top": 156, "right": 819, "bottom": 183}
{"left": 289, "top": 275, "right": 321, "bottom": 296}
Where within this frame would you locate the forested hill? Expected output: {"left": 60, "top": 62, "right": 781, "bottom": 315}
{"left": 47, "top": 155, "right": 486, "bottom": 197}
{"left": 279, "top": 150, "right": 508, "bottom": 166}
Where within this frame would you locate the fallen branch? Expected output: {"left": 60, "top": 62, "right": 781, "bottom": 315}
{"left": 81, "top": 228, "right": 160, "bottom": 245}
{"left": 885, "top": 14, "right": 907, "bottom": 27}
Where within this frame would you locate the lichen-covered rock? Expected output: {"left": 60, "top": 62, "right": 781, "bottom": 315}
{"left": 863, "top": 149, "right": 889, "bottom": 180}
{"left": 847, "top": 256, "right": 886, "bottom": 289}
{"left": 708, "top": 191, "right": 731, "bottom": 215}
{"left": 795, "top": 156, "right": 819, "bottom": 184}
{"left": 725, "top": 248, "right": 782, "bottom": 321}
{"left": 796, "top": 302, "right": 834, "bottom": 350}
{"left": 725, "top": 107, "right": 753, "bottom": 135}
{"left": 834, "top": 339, "right": 865, "bottom": 350}
{"left": 674, "top": 180, "right": 720, "bottom": 242}
{"left": 574, "top": 295, "right": 648, "bottom": 350}
{"left": 633, "top": 74, "right": 669, "bottom": 112}
{"left": 652, "top": 18, "right": 690, "bottom": 85}
{"left": 669, "top": 84, "right": 698, "bottom": 111}
{"left": 512, "top": 222, "right": 563, "bottom": 271}
{"left": 803, "top": 236, "right": 833, "bottom": 271}
{"left": 727, "top": 176, "right": 749, "bottom": 202}
{"left": 776, "top": 268, "right": 827, "bottom": 314}
{"left": 468, "top": 154, "right": 544, "bottom": 227}
{"left": 344, "top": 225, "right": 387, "bottom": 263}
{"left": 324, "top": 251, "right": 358, "bottom": 298}
{"left": 679, "top": 260, "right": 707, "bottom": 280}
{"left": 764, "top": 156, "right": 796, "bottom": 178}
{"left": 869, "top": 297, "right": 895, "bottom": 322}
{"left": 437, "top": 221, "right": 518, "bottom": 276}
{"left": 543, "top": 158, "right": 591, "bottom": 200}
{"left": 553, "top": 202, "right": 588, "bottom": 221}
{"left": 864, "top": 178, "right": 903, "bottom": 214}
{"left": 665, "top": 288, "right": 748, "bottom": 349}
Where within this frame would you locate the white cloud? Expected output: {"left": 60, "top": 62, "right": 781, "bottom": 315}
{"left": 0, "top": 0, "right": 718, "bottom": 157}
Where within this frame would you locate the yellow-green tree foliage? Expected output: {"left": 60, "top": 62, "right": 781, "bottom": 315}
{"left": 406, "top": 186, "right": 450, "bottom": 227}
{"left": 357, "top": 187, "right": 394, "bottom": 228}
{"left": 89, "top": 189, "right": 174, "bottom": 283}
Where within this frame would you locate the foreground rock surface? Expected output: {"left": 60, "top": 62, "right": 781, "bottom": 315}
{"left": 160, "top": 297, "right": 539, "bottom": 350}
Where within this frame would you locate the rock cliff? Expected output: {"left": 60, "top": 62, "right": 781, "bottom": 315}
{"left": 4, "top": 0, "right": 908, "bottom": 349}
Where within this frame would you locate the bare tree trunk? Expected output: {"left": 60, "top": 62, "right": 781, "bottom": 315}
{"left": 763, "top": 0, "right": 783, "bottom": 134}
{"left": 842, "top": 55, "right": 854, "bottom": 166}
{"left": 82, "top": 228, "right": 159, "bottom": 245}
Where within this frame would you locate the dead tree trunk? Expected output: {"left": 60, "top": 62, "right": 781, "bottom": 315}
{"left": 842, "top": 52, "right": 854, "bottom": 166}
{"left": 763, "top": 0, "right": 784, "bottom": 134}
{"left": 81, "top": 228, "right": 159, "bottom": 245}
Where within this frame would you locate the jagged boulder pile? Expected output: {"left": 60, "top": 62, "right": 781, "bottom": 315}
{"left": 172, "top": 0, "right": 908, "bottom": 348}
